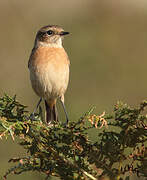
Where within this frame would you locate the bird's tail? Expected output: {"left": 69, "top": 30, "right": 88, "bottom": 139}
{"left": 45, "top": 100, "right": 58, "bottom": 124}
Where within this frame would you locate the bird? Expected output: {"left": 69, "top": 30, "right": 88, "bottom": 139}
{"left": 28, "top": 25, "right": 70, "bottom": 124}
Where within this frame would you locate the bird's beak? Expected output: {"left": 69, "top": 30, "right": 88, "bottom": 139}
{"left": 60, "top": 31, "right": 70, "bottom": 36}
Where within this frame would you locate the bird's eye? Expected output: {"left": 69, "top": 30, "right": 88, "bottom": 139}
{"left": 46, "top": 30, "right": 53, "bottom": 35}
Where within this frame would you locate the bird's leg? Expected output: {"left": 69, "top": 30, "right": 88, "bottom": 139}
{"left": 30, "top": 98, "right": 42, "bottom": 120}
{"left": 60, "top": 95, "right": 69, "bottom": 125}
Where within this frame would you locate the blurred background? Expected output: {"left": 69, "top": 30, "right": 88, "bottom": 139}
{"left": 0, "top": 0, "right": 147, "bottom": 179}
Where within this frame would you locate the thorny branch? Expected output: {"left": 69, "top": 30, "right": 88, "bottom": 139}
{"left": 0, "top": 95, "right": 146, "bottom": 180}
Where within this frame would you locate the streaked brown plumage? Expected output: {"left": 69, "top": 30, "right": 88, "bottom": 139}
{"left": 28, "top": 25, "right": 70, "bottom": 124}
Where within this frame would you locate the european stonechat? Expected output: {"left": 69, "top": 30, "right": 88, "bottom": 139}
{"left": 28, "top": 25, "right": 70, "bottom": 124}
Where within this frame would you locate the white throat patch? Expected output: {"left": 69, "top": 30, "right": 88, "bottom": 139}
{"left": 36, "top": 38, "right": 63, "bottom": 48}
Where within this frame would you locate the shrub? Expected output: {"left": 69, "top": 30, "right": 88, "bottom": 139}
{"left": 0, "top": 95, "right": 146, "bottom": 180}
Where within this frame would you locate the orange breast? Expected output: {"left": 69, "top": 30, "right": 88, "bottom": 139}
{"left": 29, "top": 47, "right": 70, "bottom": 70}
{"left": 28, "top": 46, "right": 70, "bottom": 100}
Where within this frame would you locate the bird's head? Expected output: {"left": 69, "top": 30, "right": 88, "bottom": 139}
{"left": 34, "top": 25, "right": 69, "bottom": 48}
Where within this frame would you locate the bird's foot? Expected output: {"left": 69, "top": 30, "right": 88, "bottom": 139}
{"left": 29, "top": 113, "right": 38, "bottom": 121}
{"left": 62, "top": 118, "right": 69, "bottom": 127}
